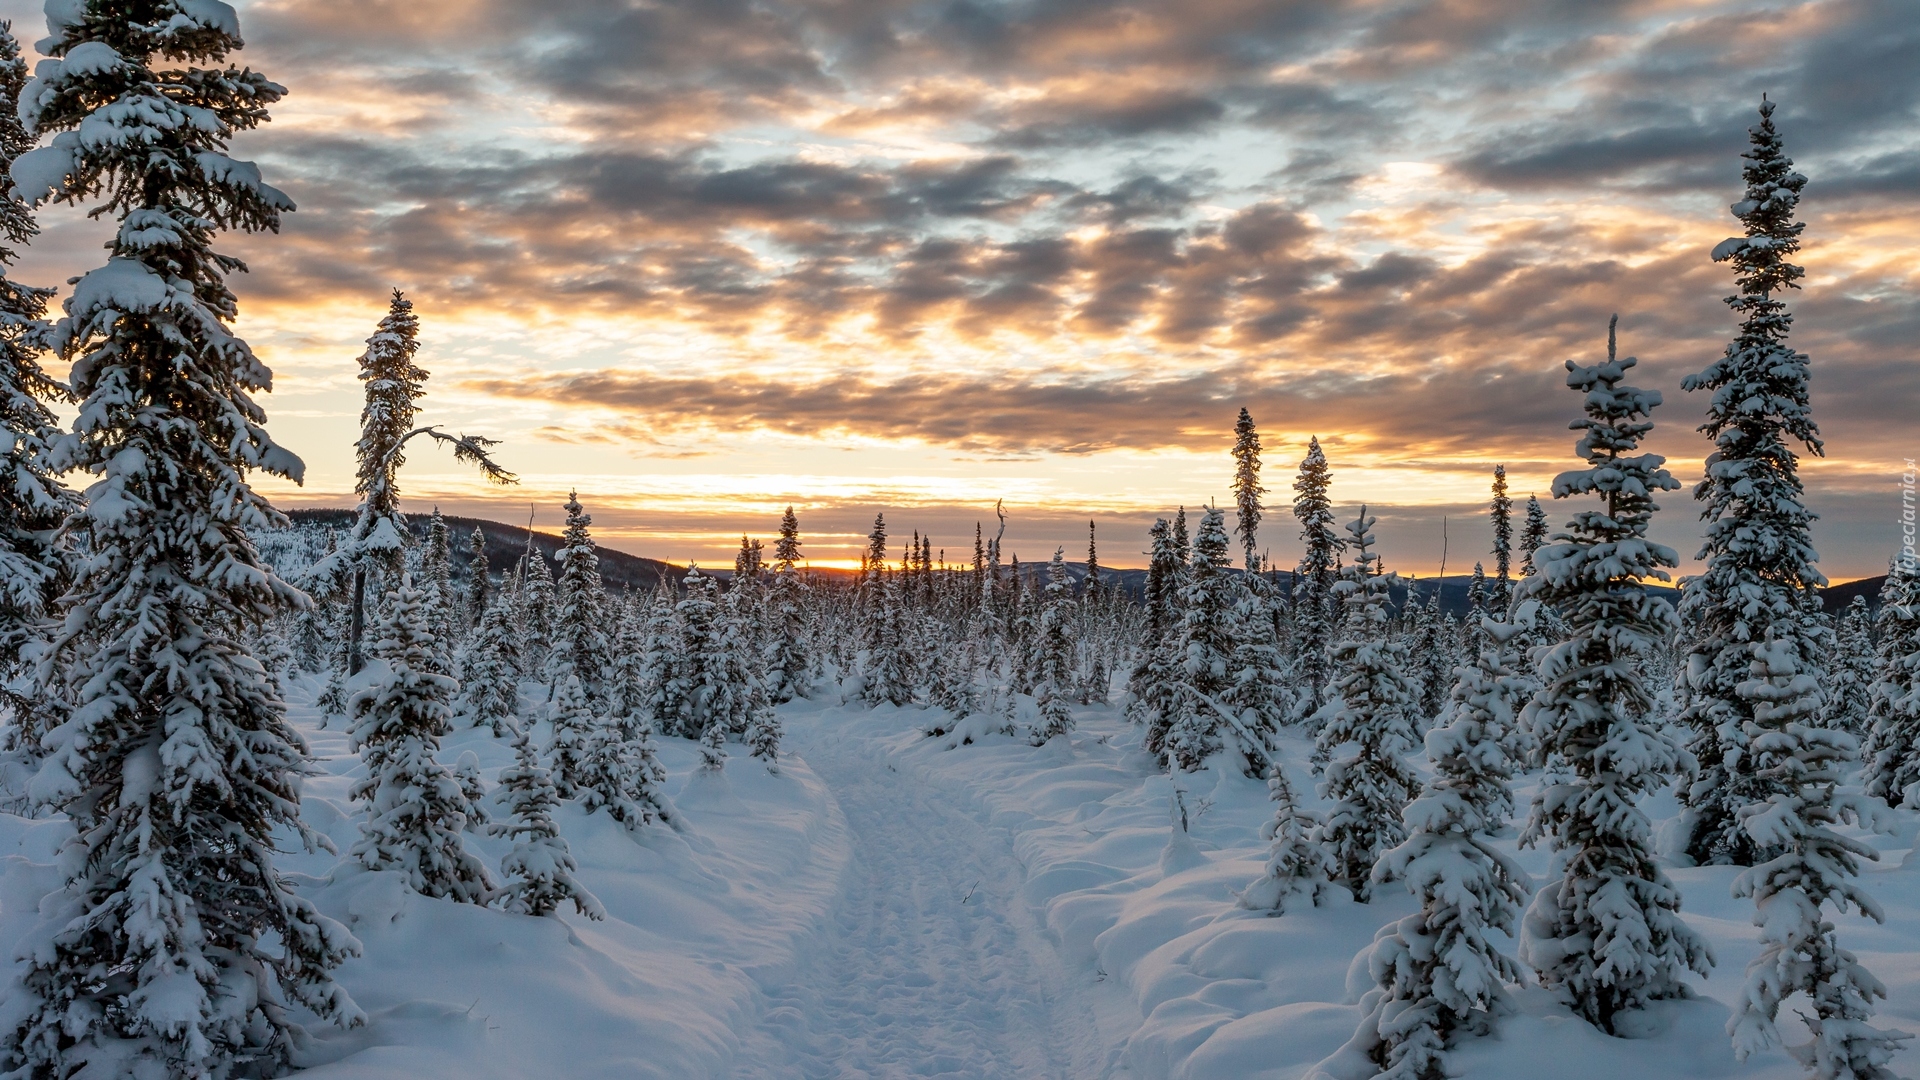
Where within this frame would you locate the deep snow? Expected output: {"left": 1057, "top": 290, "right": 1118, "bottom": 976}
{"left": 7, "top": 685, "right": 1920, "bottom": 1078}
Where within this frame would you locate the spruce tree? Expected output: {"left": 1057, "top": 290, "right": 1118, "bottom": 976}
{"left": 1678, "top": 98, "right": 1830, "bottom": 868}
{"left": 1166, "top": 508, "right": 1238, "bottom": 770}
{"left": 1126, "top": 518, "right": 1185, "bottom": 763}
{"left": 1863, "top": 563, "right": 1920, "bottom": 805}
{"left": 548, "top": 490, "right": 610, "bottom": 696}
{"left": 339, "top": 292, "right": 424, "bottom": 673}
{"left": 1292, "top": 437, "right": 1342, "bottom": 716}
{"left": 1517, "top": 323, "right": 1710, "bottom": 1035}
{"left": 1346, "top": 611, "right": 1533, "bottom": 1078}
{"left": 348, "top": 578, "right": 493, "bottom": 901}
{"left": 420, "top": 505, "right": 455, "bottom": 658}
{"left": 0, "top": 19, "right": 68, "bottom": 687}
{"left": 1084, "top": 519, "right": 1103, "bottom": 602}
{"left": 862, "top": 577, "right": 918, "bottom": 708}
{"left": 1728, "top": 636, "right": 1906, "bottom": 1078}
{"left": 466, "top": 526, "right": 490, "bottom": 627}
{"left": 1519, "top": 495, "right": 1547, "bottom": 578}
{"left": 1819, "top": 595, "right": 1874, "bottom": 733}
{"left": 1238, "top": 759, "right": 1331, "bottom": 914}
{"left": 1489, "top": 464, "right": 1513, "bottom": 614}
{"left": 518, "top": 549, "right": 556, "bottom": 678}
{"left": 1314, "top": 508, "right": 1419, "bottom": 902}
{"left": 458, "top": 597, "right": 521, "bottom": 735}
{"left": 1224, "top": 570, "right": 1290, "bottom": 761}
{"left": 547, "top": 673, "right": 597, "bottom": 797}
{"left": 1232, "top": 407, "right": 1265, "bottom": 574}
{"left": 7, "top": 6, "right": 363, "bottom": 1073}
{"left": 1030, "top": 547, "right": 1077, "bottom": 744}
{"left": 491, "top": 725, "right": 604, "bottom": 919}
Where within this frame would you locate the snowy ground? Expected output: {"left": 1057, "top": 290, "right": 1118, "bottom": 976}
{"left": 6, "top": 687, "right": 1920, "bottom": 1078}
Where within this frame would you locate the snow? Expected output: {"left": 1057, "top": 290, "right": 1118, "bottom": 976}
{"left": 9, "top": 682, "right": 1920, "bottom": 1077}
{"left": 8, "top": 136, "right": 76, "bottom": 204}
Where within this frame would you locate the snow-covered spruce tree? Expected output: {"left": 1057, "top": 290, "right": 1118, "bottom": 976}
{"left": 547, "top": 672, "right": 597, "bottom": 798}
{"left": 1293, "top": 437, "right": 1343, "bottom": 717}
{"left": 745, "top": 690, "right": 781, "bottom": 769}
{"left": 348, "top": 577, "right": 493, "bottom": 900}
{"left": 548, "top": 490, "right": 610, "bottom": 697}
{"left": 1239, "top": 757, "right": 1332, "bottom": 915}
{"left": 1030, "top": 547, "right": 1077, "bottom": 745}
{"left": 452, "top": 750, "right": 489, "bottom": 834}
{"left": 1412, "top": 583, "right": 1450, "bottom": 728}
{"left": 466, "top": 526, "right": 489, "bottom": 627}
{"left": 458, "top": 596, "right": 521, "bottom": 735}
{"left": 491, "top": 724, "right": 604, "bottom": 919}
{"left": 1727, "top": 634, "right": 1907, "bottom": 1078}
{"left": 517, "top": 549, "right": 556, "bottom": 678}
{"left": 1165, "top": 508, "right": 1238, "bottom": 771}
{"left": 0, "top": 19, "right": 69, "bottom": 696}
{"left": 5, "top": 6, "right": 364, "bottom": 1073}
{"left": 636, "top": 586, "right": 684, "bottom": 739}
{"left": 1341, "top": 611, "right": 1535, "bottom": 1078}
{"left": 1232, "top": 406, "right": 1265, "bottom": 574}
{"left": 862, "top": 576, "right": 918, "bottom": 707}
{"left": 1489, "top": 464, "right": 1513, "bottom": 614}
{"left": 337, "top": 292, "right": 422, "bottom": 672}
{"left": 680, "top": 569, "right": 749, "bottom": 747}
{"left": 1818, "top": 595, "right": 1873, "bottom": 733}
{"left": 1084, "top": 518, "right": 1103, "bottom": 604}
{"left": 1314, "top": 507, "right": 1419, "bottom": 902}
{"left": 1678, "top": 99, "right": 1830, "bottom": 868}
{"left": 1224, "top": 568, "right": 1290, "bottom": 760}
{"left": 420, "top": 505, "right": 455, "bottom": 654}
{"left": 1517, "top": 326, "right": 1711, "bottom": 1035}
{"left": 766, "top": 505, "right": 811, "bottom": 702}
{"left": 575, "top": 675, "right": 669, "bottom": 829}
{"left": 1520, "top": 495, "right": 1547, "bottom": 578}
{"left": 1863, "top": 562, "right": 1920, "bottom": 805}
{"left": 1126, "top": 517, "right": 1185, "bottom": 763}
{"left": 1464, "top": 563, "right": 1487, "bottom": 655}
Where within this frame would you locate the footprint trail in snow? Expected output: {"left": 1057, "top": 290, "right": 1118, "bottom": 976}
{"left": 727, "top": 716, "right": 1099, "bottom": 1079}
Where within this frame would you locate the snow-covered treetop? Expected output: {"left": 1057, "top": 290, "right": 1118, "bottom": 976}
{"left": 1538, "top": 319, "right": 1681, "bottom": 593}
{"left": 1710, "top": 97, "right": 1807, "bottom": 301}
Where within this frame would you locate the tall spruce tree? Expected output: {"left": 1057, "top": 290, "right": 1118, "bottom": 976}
{"left": 1232, "top": 407, "right": 1265, "bottom": 573}
{"left": 6, "top": 5, "right": 363, "bottom": 1072}
{"left": 1489, "top": 465, "right": 1513, "bottom": 613}
{"left": 1678, "top": 98, "right": 1829, "bottom": 868}
{"left": 1314, "top": 508, "right": 1419, "bottom": 901}
{"left": 1293, "top": 437, "right": 1342, "bottom": 716}
{"left": 1517, "top": 322, "right": 1710, "bottom": 1035}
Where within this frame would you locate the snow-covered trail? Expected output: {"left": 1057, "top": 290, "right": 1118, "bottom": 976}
{"left": 727, "top": 711, "right": 1107, "bottom": 1079}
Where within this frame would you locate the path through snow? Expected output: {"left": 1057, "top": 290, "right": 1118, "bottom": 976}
{"left": 727, "top": 712, "right": 1107, "bottom": 1079}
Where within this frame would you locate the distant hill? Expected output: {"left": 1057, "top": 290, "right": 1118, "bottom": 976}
{"left": 283, "top": 509, "right": 683, "bottom": 593}
{"left": 277, "top": 510, "right": 1894, "bottom": 613}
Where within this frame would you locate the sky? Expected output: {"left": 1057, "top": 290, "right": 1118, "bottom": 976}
{"left": 8, "top": 0, "right": 1919, "bottom": 576}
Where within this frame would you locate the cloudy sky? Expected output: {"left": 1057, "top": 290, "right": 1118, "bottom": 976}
{"left": 11, "top": 0, "right": 1918, "bottom": 575}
